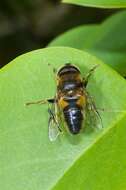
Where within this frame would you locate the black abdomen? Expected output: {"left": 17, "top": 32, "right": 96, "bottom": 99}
{"left": 63, "top": 106, "right": 83, "bottom": 134}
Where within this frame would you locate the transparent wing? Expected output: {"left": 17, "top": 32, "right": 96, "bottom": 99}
{"left": 48, "top": 116, "right": 60, "bottom": 142}
{"left": 85, "top": 91, "right": 103, "bottom": 129}
{"left": 48, "top": 104, "right": 61, "bottom": 142}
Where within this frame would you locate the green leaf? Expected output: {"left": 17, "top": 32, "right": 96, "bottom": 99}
{"left": 49, "top": 11, "right": 126, "bottom": 76}
{"left": 0, "top": 47, "right": 126, "bottom": 190}
{"left": 62, "top": 0, "right": 126, "bottom": 8}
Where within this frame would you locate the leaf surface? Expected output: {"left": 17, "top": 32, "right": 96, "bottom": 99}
{"left": 62, "top": 0, "right": 126, "bottom": 8}
{"left": 49, "top": 11, "right": 126, "bottom": 76}
{"left": 0, "top": 47, "right": 126, "bottom": 190}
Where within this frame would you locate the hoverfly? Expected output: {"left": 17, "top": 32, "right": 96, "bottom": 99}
{"left": 26, "top": 63, "right": 102, "bottom": 141}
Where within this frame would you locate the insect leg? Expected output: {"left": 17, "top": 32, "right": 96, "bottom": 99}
{"left": 47, "top": 63, "right": 57, "bottom": 82}
{"left": 83, "top": 65, "right": 99, "bottom": 87}
{"left": 48, "top": 63, "right": 57, "bottom": 74}
{"left": 25, "top": 98, "right": 55, "bottom": 106}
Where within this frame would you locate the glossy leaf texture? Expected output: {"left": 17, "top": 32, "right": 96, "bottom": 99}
{"left": 62, "top": 0, "right": 126, "bottom": 8}
{"left": 49, "top": 11, "right": 126, "bottom": 76}
{"left": 0, "top": 47, "right": 126, "bottom": 190}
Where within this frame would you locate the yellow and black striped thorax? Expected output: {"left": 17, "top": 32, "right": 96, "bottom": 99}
{"left": 57, "top": 64, "right": 86, "bottom": 108}
{"left": 56, "top": 64, "right": 86, "bottom": 134}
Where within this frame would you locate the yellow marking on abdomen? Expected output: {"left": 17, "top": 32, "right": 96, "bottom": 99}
{"left": 77, "top": 96, "right": 86, "bottom": 107}
{"left": 58, "top": 98, "right": 69, "bottom": 109}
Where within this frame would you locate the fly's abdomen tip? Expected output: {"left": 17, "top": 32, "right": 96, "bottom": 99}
{"left": 64, "top": 107, "right": 83, "bottom": 135}
{"left": 70, "top": 125, "right": 81, "bottom": 134}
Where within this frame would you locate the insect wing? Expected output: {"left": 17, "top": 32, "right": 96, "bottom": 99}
{"left": 48, "top": 116, "right": 60, "bottom": 141}
{"left": 48, "top": 103, "right": 61, "bottom": 142}
{"left": 86, "top": 105, "right": 102, "bottom": 129}
{"left": 85, "top": 91, "right": 103, "bottom": 129}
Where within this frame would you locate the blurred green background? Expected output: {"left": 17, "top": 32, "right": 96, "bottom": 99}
{"left": 0, "top": 0, "right": 118, "bottom": 67}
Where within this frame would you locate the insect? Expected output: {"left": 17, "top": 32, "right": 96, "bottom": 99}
{"left": 26, "top": 63, "right": 102, "bottom": 141}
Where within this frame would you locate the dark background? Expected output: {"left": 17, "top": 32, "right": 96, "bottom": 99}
{"left": 0, "top": 0, "right": 118, "bottom": 67}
